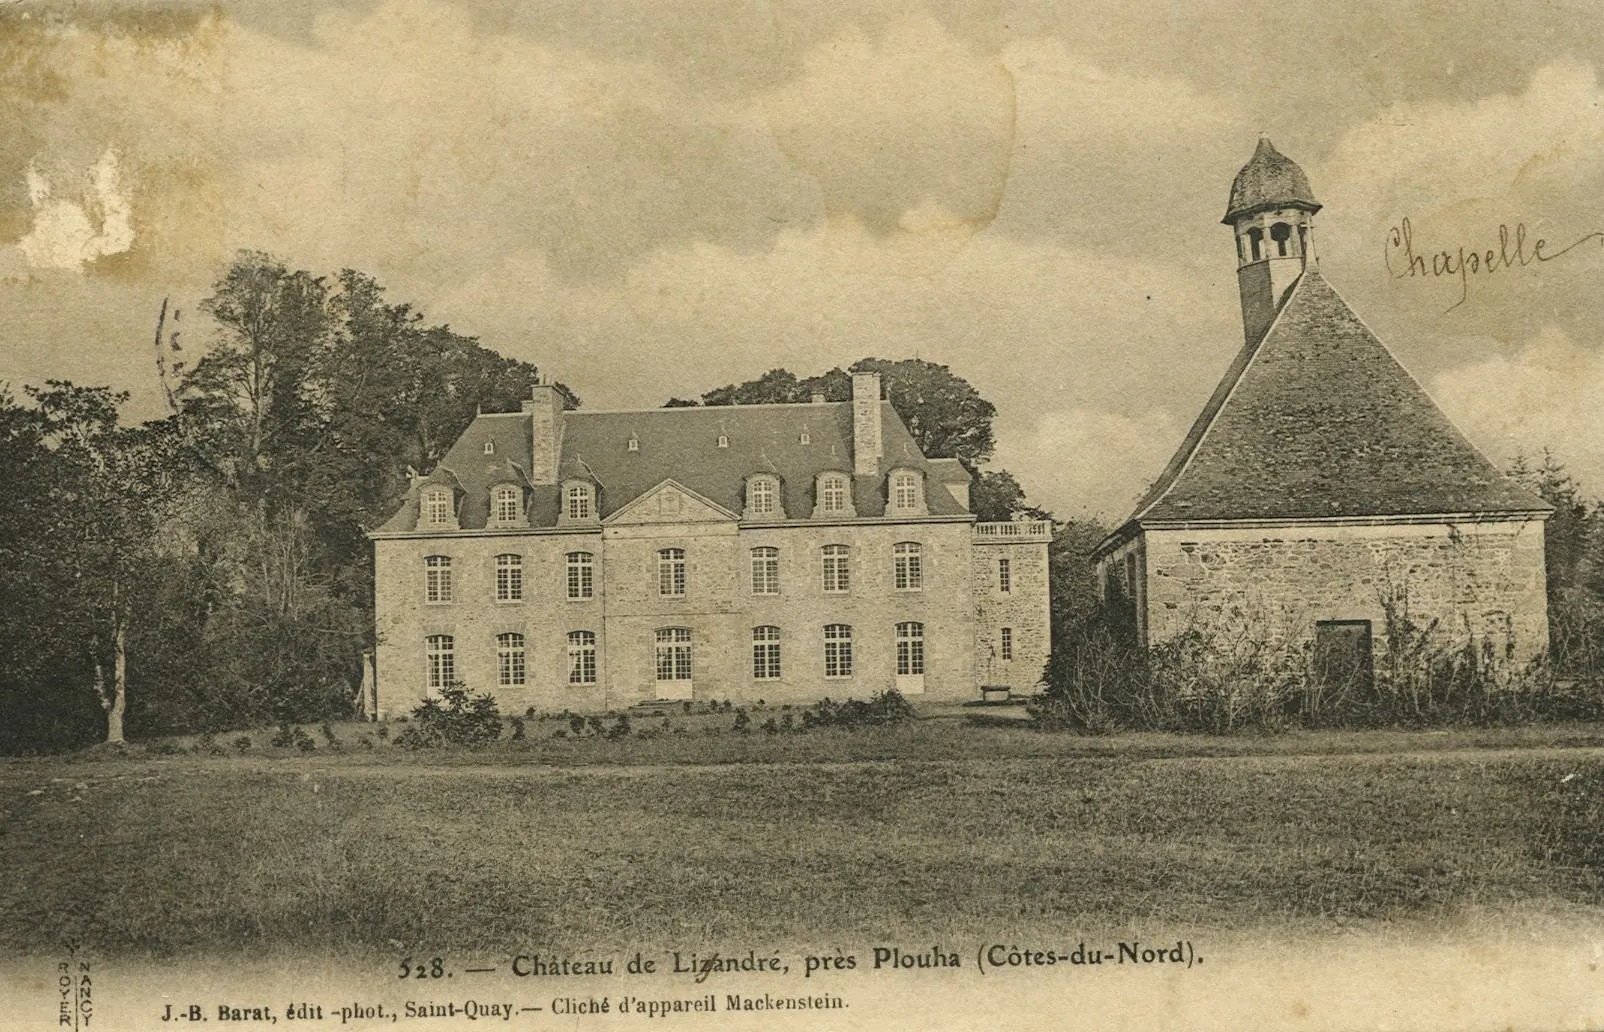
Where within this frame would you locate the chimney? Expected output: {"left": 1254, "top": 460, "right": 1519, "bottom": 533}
{"left": 522, "top": 378, "right": 564, "bottom": 485}
{"left": 851, "top": 371, "right": 882, "bottom": 476}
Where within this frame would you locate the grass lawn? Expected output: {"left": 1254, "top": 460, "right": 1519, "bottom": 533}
{"left": 2, "top": 720, "right": 1602, "bottom": 960}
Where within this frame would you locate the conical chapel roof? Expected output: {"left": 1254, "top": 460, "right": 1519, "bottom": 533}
{"left": 1223, "top": 137, "right": 1321, "bottom": 224}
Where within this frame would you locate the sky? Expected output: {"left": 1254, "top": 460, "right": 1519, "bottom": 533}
{"left": 3, "top": 0, "right": 1604, "bottom": 520}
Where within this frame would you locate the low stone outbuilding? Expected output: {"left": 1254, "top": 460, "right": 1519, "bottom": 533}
{"left": 1093, "top": 139, "right": 1551, "bottom": 687}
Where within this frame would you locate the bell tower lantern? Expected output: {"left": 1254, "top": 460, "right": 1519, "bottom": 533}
{"left": 1224, "top": 137, "right": 1321, "bottom": 344}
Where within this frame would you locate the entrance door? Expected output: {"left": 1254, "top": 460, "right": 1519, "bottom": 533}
{"left": 1314, "top": 620, "right": 1374, "bottom": 692}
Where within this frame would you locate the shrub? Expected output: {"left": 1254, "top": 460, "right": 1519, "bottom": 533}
{"left": 319, "top": 722, "right": 341, "bottom": 750}
{"left": 509, "top": 716, "right": 526, "bottom": 741}
{"left": 606, "top": 715, "right": 631, "bottom": 740}
{"left": 394, "top": 682, "right": 503, "bottom": 749}
{"left": 272, "top": 723, "right": 316, "bottom": 750}
{"left": 233, "top": 735, "right": 252, "bottom": 752}
{"left": 731, "top": 709, "right": 750, "bottom": 733}
{"left": 569, "top": 714, "right": 586, "bottom": 736}
{"left": 801, "top": 690, "right": 917, "bottom": 729}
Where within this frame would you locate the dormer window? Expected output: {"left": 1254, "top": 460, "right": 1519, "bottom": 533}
{"left": 421, "top": 487, "right": 453, "bottom": 528}
{"left": 627, "top": 434, "right": 640, "bottom": 452}
{"left": 490, "top": 484, "right": 522, "bottom": 526}
{"left": 888, "top": 469, "right": 925, "bottom": 515}
{"left": 717, "top": 434, "right": 729, "bottom": 449}
{"left": 746, "top": 475, "right": 779, "bottom": 518}
{"left": 820, "top": 474, "right": 847, "bottom": 514}
{"left": 483, "top": 440, "right": 496, "bottom": 455}
{"left": 566, "top": 483, "right": 593, "bottom": 521}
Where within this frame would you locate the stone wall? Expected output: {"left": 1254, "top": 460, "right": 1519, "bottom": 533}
{"left": 971, "top": 539, "right": 1052, "bottom": 693}
{"left": 1139, "top": 519, "right": 1549, "bottom": 666}
{"left": 373, "top": 518, "right": 990, "bottom": 716}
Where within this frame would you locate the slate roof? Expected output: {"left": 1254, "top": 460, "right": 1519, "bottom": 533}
{"left": 1115, "top": 267, "right": 1549, "bottom": 535}
{"left": 1223, "top": 137, "right": 1321, "bottom": 224}
{"left": 376, "top": 400, "right": 969, "bottom": 533}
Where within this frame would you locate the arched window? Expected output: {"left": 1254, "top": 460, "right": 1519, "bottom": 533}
{"left": 425, "top": 634, "right": 455, "bottom": 689}
{"left": 750, "top": 547, "right": 780, "bottom": 595}
{"left": 422, "top": 487, "right": 452, "bottom": 527}
{"left": 424, "top": 555, "right": 453, "bottom": 603}
{"left": 752, "top": 625, "right": 781, "bottom": 679}
{"left": 565, "top": 552, "right": 594, "bottom": 600}
{"left": 819, "top": 473, "right": 848, "bottom": 514}
{"left": 893, "top": 542, "right": 923, "bottom": 591}
{"left": 495, "top": 554, "right": 523, "bottom": 602}
{"left": 496, "top": 632, "right": 526, "bottom": 687}
{"left": 822, "top": 544, "right": 850, "bottom": 593}
{"left": 1247, "top": 226, "right": 1264, "bottom": 261}
{"left": 747, "top": 476, "right": 778, "bottom": 517}
{"left": 655, "top": 627, "right": 692, "bottom": 682}
{"left": 567, "top": 630, "right": 597, "bottom": 685}
{"left": 824, "top": 624, "right": 853, "bottom": 678}
{"left": 658, "top": 548, "right": 686, "bottom": 597}
{"left": 565, "top": 483, "right": 593, "bottom": 521}
{"left": 890, "top": 470, "right": 922, "bottom": 512}
{"left": 492, "top": 485, "right": 521, "bottom": 525}
{"left": 896, "top": 621, "right": 925, "bottom": 676}
{"left": 1271, "top": 221, "right": 1292, "bottom": 257}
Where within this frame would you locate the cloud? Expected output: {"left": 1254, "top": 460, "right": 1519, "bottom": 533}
{"left": 1430, "top": 325, "right": 1604, "bottom": 490}
{"left": 13, "top": 149, "right": 133, "bottom": 272}
{"left": 994, "top": 406, "right": 1187, "bottom": 521}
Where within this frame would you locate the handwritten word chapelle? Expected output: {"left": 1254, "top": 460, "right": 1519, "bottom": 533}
{"left": 1385, "top": 216, "right": 1604, "bottom": 310}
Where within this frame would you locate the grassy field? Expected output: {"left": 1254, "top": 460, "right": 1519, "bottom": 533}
{"left": 2, "top": 721, "right": 1602, "bottom": 959}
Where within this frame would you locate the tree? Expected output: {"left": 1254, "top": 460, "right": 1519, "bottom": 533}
{"left": 692, "top": 357, "right": 996, "bottom": 466}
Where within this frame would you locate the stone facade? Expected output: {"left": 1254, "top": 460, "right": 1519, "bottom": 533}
{"left": 1116, "top": 520, "right": 1549, "bottom": 666}
{"left": 374, "top": 516, "right": 1049, "bottom": 717}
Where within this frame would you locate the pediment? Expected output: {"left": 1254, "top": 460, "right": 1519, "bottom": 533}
{"left": 604, "top": 479, "right": 738, "bottom": 526}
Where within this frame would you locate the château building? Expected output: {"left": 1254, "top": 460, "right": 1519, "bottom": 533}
{"left": 1094, "top": 138, "right": 1551, "bottom": 686}
{"left": 370, "top": 372, "right": 1051, "bottom": 716}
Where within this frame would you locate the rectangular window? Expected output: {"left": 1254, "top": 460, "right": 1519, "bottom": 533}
{"left": 423, "top": 489, "right": 451, "bottom": 526}
{"left": 658, "top": 548, "right": 686, "bottom": 597}
{"left": 425, "top": 555, "right": 453, "bottom": 603}
{"left": 567, "top": 631, "right": 597, "bottom": 686}
{"left": 751, "top": 547, "right": 780, "bottom": 595}
{"left": 495, "top": 554, "right": 523, "bottom": 602}
{"left": 493, "top": 486, "right": 520, "bottom": 524}
{"left": 567, "top": 485, "right": 591, "bottom": 520}
{"left": 749, "top": 478, "right": 775, "bottom": 516}
{"left": 822, "top": 545, "right": 850, "bottom": 593}
{"left": 1000, "top": 626, "right": 1013, "bottom": 661}
{"left": 824, "top": 624, "right": 853, "bottom": 678}
{"left": 752, "top": 626, "right": 781, "bottom": 679}
{"left": 425, "top": 634, "right": 455, "bottom": 689}
{"left": 566, "top": 552, "right": 594, "bottom": 600}
{"left": 893, "top": 542, "right": 923, "bottom": 591}
{"left": 655, "top": 627, "right": 692, "bottom": 681}
{"left": 896, "top": 621, "right": 925, "bottom": 676}
{"left": 892, "top": 472, "right": 920, "bottom": 510}
{"left": 998, "top": 558, "right": 1011, "bottom": 594}
{"left": 497, "top": 632, "right": 526, "bottom": 687}
{"left": 821, "top": 476, "right": 846, "bottom": 513}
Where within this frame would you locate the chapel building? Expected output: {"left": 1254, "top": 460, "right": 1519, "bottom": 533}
{"left": 1093, "top": 138, "right": 1551, "bottom": 686}
{"left": 370, "top": 372, "right": 1051, "bottom": 715}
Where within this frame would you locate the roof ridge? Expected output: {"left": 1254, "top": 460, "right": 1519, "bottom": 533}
{"left": 1132, "top": 268, "right": 1315, "bottom": 522}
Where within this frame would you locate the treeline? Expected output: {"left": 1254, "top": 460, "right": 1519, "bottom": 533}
{"left": 0, "top": 253, "right": 566, "bottom": 754}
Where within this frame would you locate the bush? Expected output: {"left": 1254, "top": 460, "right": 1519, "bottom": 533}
{"left": 393, "top": 682, "right": 503, "bottom": 749}
{"left": 800, "top": 690, "right": 917, "bottom": 729}
{"left": 233, "top": 735, "right": 252, "bottom": 752}
{"left": 272, "top": 723, "right": 316, "bottom": 750}
{"left": 509, "top": 716, "right": 526, "bottom": 741}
